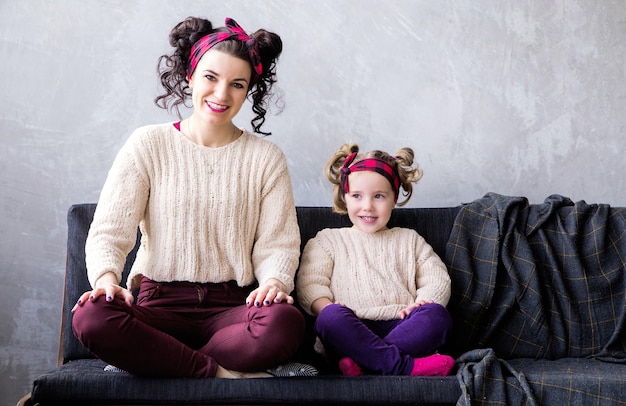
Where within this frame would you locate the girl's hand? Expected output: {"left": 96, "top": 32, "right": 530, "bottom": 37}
{"left": 71, "top": 272, "right": 134, "bottom": 313}
{"left": 310, "top": 297, "right": 335, "bottom": 315}
{"left": 398, "top": 299, "right": 433, "bottom": 319}
{"left": 246, "top": 279, "right": 294, "bottom": 307}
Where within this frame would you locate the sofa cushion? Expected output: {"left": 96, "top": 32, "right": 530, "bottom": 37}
{"left": 31, "top": 358, "right": 461, "bottom": 405}
{"left": 509, "top": 358, "right": 626, "bottom": 405}
{"left": 455, "top": 351, "right": 626, "bottom": 405}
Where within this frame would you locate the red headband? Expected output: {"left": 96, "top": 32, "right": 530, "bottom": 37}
{"left": 187, "top": 18, "right": 263, "bottom": 82}
{"left": 340, "top": 152, "right": 401, "bottom": 202}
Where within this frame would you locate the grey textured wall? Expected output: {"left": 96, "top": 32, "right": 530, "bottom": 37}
{"left": 1, "top": 0, "right": 625, "bottom": 403}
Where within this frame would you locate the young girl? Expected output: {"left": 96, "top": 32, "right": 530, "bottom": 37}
{"left": 72, "top": 17, "right": 312, "bottom": 379}
{"left": 296, "top": 143, "right": 454, "bottom": 376}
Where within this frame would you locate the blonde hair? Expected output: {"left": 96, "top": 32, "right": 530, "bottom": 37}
{"left": 324, "top": 143, "right": 423, "bottom": 214}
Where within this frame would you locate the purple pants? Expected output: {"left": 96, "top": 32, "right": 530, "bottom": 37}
{"left": 72, "top": 277, "right": 305, "bottom": 377}
{"left": 315, "top": 303, "right": 452, "bottom": 375}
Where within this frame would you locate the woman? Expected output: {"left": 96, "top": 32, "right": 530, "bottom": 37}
{"left": 72, "top": 16, "right": 311, "bottom": 379}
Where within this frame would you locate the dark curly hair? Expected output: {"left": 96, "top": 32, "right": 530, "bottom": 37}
{"left": 154, "top": 17, "right": 283, "bottom": 135}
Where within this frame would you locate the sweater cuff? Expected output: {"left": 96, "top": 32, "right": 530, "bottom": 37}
{"left": 88, "top": 268, "right": 122, "bottom": 289}
{"left": 255, "top": 258, "right": 297, "bottom": 294}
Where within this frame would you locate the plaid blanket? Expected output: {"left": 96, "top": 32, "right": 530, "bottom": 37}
{"left": 456, "top": 348, "right": 537, "bottom": 406}
{"left": 446, "top": 194, "right": 626, "bottom": 404}
{"left": 445, "top": 193, "right": 626, "bottom": 360}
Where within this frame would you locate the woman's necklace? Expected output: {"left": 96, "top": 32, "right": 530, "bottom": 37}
{"left": 185, "top": 119, "right": 240, "bottom": 146}
{"left": 182, "top": 119, "right": 196, "bottom": 143}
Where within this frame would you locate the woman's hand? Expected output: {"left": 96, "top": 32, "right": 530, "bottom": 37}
{"left": 71, "top": 272, "right": 134, "bottom": 313}
{"left": 398, "top": 299, "right": 433, "bottom": 319}
{"left": 246, "top": 278, "right": 294, "bottom": 307}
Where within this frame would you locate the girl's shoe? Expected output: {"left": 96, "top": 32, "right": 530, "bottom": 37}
{"left": 410, "top": 354, "right": 454, "bottom": 376}
{"left": 338, "top": 357, "right": 364, "bottom": 376}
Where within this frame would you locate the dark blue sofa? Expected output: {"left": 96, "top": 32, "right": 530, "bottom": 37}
{"left": 20, "top": 195, "right": 626, "bottom": 405}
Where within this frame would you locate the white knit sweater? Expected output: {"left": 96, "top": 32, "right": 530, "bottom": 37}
{"left": 296, "top": 227, "right": 451, "bottom": 320}
{"left": 86, "top": 123, "right": 300, "bottom": 292}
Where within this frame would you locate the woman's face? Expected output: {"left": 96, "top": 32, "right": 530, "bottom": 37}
{"left": 188, "top": 49, "right": 252, "bottom": 127}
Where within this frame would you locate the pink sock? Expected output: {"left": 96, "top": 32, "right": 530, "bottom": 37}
{"left": 410, "top": 354, "right": 455, "bottom": 376}
{"left": 338, "top": 357, "right": 364, "bottom": 376}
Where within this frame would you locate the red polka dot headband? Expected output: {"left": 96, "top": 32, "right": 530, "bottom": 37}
{"left": 340, "top": 152, "right": 401, "bottom": 202}
{"left": 187, "top": 18, "right": 263, "bottom": 82}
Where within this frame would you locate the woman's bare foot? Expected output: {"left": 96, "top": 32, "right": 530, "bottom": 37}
{"left": 215, "top": 365, "right": 271, "bottom": 379}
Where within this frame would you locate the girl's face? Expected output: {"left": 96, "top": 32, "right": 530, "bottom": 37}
{"left": 344, "top": 171, "right": 395, "bottom": 234}
{"left": 188, "top": 49, "right": 251, "bottom": 127}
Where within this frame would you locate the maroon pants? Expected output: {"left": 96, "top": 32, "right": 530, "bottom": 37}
{"left": 72, "top": 277, "right": 305, "bottom": 377}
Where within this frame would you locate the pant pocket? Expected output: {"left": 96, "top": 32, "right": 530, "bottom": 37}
{"left": 137, "top": 277, "right": 160, "bottom": 305}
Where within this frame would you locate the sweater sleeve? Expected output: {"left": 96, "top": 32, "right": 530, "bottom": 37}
{"left": 413, "top": 234, "right": 452, "bottom": 306}
{"left": 296, "top": 234, "right": 335, "bottom": 316}
{"left": 251, "top": 147, "right": 301, "bottom": 293}
{"left": 85, "top": 129, "right": 150, "bottom": 288}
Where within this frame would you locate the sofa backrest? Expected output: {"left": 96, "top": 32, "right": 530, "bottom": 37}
{"left": 61, "top": 204, "right": 461, "bottom": 363}
{"left": 62, "top": 204, "right": 140, "bottom": 362}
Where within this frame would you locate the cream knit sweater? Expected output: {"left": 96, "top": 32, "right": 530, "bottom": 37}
{"left": 296, "top": 227, "right": 451, "bottom": 320}
{"left": 86, "top": 123, "right": 300, "bottom": 292}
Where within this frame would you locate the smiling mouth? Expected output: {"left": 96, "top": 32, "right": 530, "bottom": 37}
{"left": 207, "top": 101, "right": 229, "bottom": 112}
{"left": 359, "top": 216, "right": 377, "bottom": 223}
